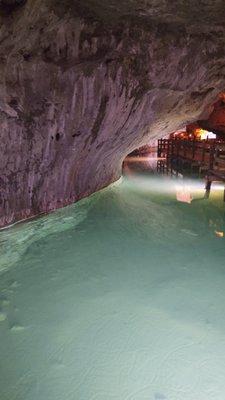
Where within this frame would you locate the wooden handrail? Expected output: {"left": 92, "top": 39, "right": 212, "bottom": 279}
{"left": 158, "top": 138, "right": 225, "bottom": 178}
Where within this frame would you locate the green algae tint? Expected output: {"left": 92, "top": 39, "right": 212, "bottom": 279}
{"left": 0, "top": 174, "right": 225, "bottom": 400}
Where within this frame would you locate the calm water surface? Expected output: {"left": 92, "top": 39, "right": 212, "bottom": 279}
{"left": 0, "top": 171, "right": 225, "bottom": 400}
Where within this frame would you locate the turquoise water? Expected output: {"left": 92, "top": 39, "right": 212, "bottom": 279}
{"left": 0, "top": 173, "right": 225, "bottom": 400}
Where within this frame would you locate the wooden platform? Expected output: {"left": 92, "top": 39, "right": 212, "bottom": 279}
{"left": 157, "top": 138, "right": 225, "bottom": 199}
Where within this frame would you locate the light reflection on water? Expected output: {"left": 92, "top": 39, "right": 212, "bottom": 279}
{"left": 0, "top": 194, "right": 96, "bottom": 273}
{"left": 0, "top": 170, "right": 225, "bottom": 400}
{"left": 0, "top": 173, "right": 224, "bottom": 274}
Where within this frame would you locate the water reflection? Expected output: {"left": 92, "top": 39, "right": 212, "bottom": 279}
{"left": 0, "top": 195, "right": 95, "bottom": 273}
{"left": 123, "top": 154, "right": 225, "bottom": 239}
{"left": 0, "top": 161, "right": 225, "bottom": 400}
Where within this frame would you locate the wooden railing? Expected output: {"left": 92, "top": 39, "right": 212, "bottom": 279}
{"left": 158, "top": 139, "right": 225, "bottom": 176}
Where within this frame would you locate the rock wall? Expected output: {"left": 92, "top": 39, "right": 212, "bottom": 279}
{"left": 1, "top": 0, "right": 225, "bottom": 227}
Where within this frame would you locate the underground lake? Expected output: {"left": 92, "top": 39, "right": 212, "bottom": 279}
{"left": 2, "top": 1, "right": 225, "bottom": 398}
{"left": 0, "top": 165, "right": 225, "bottom": 400}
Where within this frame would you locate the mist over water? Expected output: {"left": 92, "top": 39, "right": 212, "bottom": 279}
{"left": 0, "top": 170, "right": 225, "bottom": 400}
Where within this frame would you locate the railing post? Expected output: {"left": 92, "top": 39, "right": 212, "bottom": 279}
{"left": 209, "top": 141, "right": 215, "bottom": 170}
{"left": 202, "top": 140, "right": 206, "bottom": 164}
{"left": 205, "top": 178, "right": 212, "bottom": 199}
{"left": 157, "top": 139, "right": 161, "bottom": 157}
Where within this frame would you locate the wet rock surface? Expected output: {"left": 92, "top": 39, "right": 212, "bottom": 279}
{"left": 0, "top": 0, "right": 225, "bottom": 226}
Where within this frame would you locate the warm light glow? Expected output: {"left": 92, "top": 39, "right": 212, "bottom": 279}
{"left": 125, "top": 156, "right": 166, "bottom": 163}
{"left": 176, "top": 185, "right": 192, "bottom": 204}
{"left": 215, "top": 230, "right": 224, "bottom": 238}
{"left": 195, "top": 128, "right": 216, "bottom": 140}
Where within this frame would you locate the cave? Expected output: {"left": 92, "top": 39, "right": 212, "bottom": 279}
{"left": 1, "top": 1, "right": 225, "bottom": 399}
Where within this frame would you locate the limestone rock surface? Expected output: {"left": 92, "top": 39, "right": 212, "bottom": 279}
{"left": 1, "top": 0, "right": 225, "bottom": 226}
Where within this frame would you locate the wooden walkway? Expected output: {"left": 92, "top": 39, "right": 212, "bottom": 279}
{"left": 157, "top": 138, "right": 225, "bottom": 199}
